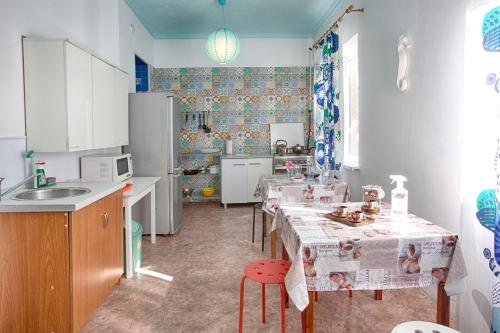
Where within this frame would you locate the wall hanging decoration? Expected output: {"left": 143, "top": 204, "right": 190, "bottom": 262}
{"left": 205, "top": 0, "right": 240, "bottom": 65}
{"left": 397, "top": 35, "right": 411, "bottom": 91}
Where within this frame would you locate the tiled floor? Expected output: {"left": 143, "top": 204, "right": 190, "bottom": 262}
{"left": 82, "top": 203, "right": 451, "bottom": 333}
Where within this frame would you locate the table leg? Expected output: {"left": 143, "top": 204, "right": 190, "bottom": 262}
{"left": 282, "top": 243, "right": 289, "bottom": 308}
{"left": 271, "top": 229, "right": 277, "bottom": 259}
{"left": 436, "top": 281, "right": 450, "bottom": 326}
{"left": 374, "top": 290, "right": 383, "bottom": 300}
{"left": 124, "top": 203, "right": 134, "bottom": 278}
{"left": 304, "top": 291, "right": 314, "bottom": 333}
{"left": 150, "top": 187, "right": 156, "bottom": 244}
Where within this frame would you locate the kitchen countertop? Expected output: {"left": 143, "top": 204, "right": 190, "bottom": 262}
{"left": 221, "top": 153, "right": 273, "bottom": 159}
{"left": 0, "top": 181, "right": 125, "bottom": 213}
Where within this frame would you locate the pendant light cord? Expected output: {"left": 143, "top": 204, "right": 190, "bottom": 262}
{"left": 222, "top": 2, "right": 226, "bottom": 28}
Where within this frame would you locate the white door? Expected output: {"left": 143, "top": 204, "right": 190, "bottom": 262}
{"left": 247, "top": 158, "right": 273, "bottom": 202}
{"left": 221, "top": 159, "right": 248, "bottom": 204}
{"left": 65, "top": 42, "right": 93, "bottom": 151}
{"left": 92, "top": 56, "right": 116, "bottom": 149}
{"left": 114, "top": 69, "right": 129, "bottom": 146}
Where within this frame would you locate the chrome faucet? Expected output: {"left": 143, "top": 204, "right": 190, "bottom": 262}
{"left": 0, "top": 175, "right": 36, "bottom": 201}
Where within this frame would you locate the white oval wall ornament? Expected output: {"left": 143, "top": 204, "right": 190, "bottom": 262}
{"left": 397, "top": 35, "right": 411, "bottom": 91}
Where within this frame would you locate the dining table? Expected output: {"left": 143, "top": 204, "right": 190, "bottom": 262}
{"left": 273, "top": 202, "right": 467, "bottom": 333}
{"left": 254, "top": 174, "right": 350, "bottom": 259}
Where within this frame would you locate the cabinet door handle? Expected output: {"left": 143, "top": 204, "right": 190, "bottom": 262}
{"left": 232, "top": 163, "right": 246, "bottom": 166}
{"left": 102, "top": 212, "right": 109, "bottom": 228}
{"left": 249, "top": 163, "right": 261, "bottom": 166}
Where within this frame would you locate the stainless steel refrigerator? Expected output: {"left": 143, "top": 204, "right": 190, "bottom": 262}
{"left": 126, "top": 93, "right": 183, "bottom": 234}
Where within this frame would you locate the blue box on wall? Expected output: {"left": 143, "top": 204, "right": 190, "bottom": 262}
{"left": 135, "top": 55, "right": 149, "bottom": 92}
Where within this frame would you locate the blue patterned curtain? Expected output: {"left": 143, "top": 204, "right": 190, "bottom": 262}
{"left": 314, "top": 31, "right": 342, "bottom": 176}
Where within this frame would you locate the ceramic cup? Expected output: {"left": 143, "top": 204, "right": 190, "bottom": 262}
{"left": 350, "top": 210, "right": 365, "bottom": 222}
{"left": 366, "top": 200, "right": 378, "bottom": 209}
{"left": 352, "top": 238, "right": 361, "bottom": 248}
{"left": 336, "top": 205, "right": 349, "bottom": 217}
{"left": 342, "top": 243, "right": 354, "bottom": 256}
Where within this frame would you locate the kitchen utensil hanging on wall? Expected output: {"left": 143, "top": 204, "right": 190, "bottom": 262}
{"left": 202, "top": 113, "right": 207, "bottom": 130}
{"left": 203, "top": 112, "right": 211, "bottom": 133}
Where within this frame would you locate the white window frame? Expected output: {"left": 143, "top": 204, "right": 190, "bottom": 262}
{"left": 342, "top": 33, "right": 360, "bottom": 169}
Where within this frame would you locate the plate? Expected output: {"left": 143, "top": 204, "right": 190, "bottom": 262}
{"left": 329, "top": 211, "right": 348, "bottom": 219}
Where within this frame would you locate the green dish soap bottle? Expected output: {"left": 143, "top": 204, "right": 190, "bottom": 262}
{"left": 35, "top": 161, "right": 47, "bottom": 188}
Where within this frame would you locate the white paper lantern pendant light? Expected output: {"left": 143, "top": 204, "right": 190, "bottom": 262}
{"left": 206, "top": 0, "right": 240, "bottom": 65}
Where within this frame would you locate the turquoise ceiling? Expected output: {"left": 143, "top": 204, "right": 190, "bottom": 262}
{"left": 125, "top": 0, "right": 342, "bottom": 39}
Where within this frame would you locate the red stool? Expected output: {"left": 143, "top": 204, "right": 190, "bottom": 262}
{"left": 239, "top": 259, "right": 291, "bottom": 333}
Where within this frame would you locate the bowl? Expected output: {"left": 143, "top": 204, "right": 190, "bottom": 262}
{"left": 201, "top": 187, "right": 215, "bottom": 197}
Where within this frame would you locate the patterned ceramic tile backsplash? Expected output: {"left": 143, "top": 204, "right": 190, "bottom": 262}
{"left": 150, "top": 66, "right": 312, "bottom": 195}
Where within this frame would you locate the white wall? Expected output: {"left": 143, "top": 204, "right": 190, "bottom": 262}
{"left": 0, "top": 0, "right": 121, "bottom": 138}
{"left": 118, "top": 0, "right": 155, "bottom": 92}
{"left": 154, "top": 38, "right": 312, "bottom": 68}
{"left": 325, "top": 0, "right": 466, "bottom": 231}
{"left": 322, "top": 0, "right": 469, "bottom": 328}
{"left": 0, "top": 0, "right": 154, "bottom": 187}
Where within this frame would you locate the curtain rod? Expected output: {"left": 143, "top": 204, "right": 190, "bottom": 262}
{"left": 312, "top": 5, "right": 364, "bottom": 49}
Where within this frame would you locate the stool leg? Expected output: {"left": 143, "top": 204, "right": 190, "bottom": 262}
{"left": 239, "top": 276, "right": 246, "bottom": 333}
{"left": 349, "top": 290, "right": 353, "bottom": 298}
{"left": 262, "top": 284, "right": 266, "bottom": 323}
{"left": 252, "top": 206, "right": 256, "bottom": 243}
{"left": 314, "top": 291, "right": 318, "bottom": 302}
{"left": 280, "top": 283, "right": 286, "bottom": 333}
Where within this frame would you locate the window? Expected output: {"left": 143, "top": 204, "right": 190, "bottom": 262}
{"left": 135, "top": 55, "right": 149, "bottom": 92}
{"left": 342, "top": 34, "right": 359, "bottom": 169}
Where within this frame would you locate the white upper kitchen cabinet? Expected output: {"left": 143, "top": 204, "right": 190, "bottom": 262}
{"left": 92, "top": 57, "right": 129, "bottom": 149}
{"left": 23, "top": 39, "right": 128, "bottom": 152}
{"left": 91, "top": 56, "right": 116, "bottom": 149}
{"left": 66, "top": 43, "right": 93, "bottom": 151}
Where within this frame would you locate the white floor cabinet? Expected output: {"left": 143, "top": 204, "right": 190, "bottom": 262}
{"left": 221, "top": 157, "right": 272, "bottom": 207}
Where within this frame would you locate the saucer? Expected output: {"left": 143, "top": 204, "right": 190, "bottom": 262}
{"left": 361, "top": 205, "right": 380, "bottom": 214}
{"left": 330, "top": 211, "right": 348, "bottom": 219}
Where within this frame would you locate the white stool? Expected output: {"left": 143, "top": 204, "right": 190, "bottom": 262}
{"left": 391, "top": 321, "right": 460, "bottom": 333}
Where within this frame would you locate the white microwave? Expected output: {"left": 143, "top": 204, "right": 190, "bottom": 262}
{"left": 81, "top": 153, "right": 133, "bottom": 182}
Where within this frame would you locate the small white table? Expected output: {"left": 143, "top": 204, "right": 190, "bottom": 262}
{"left": 123, "top": 176, "right": 160, "bottom": 278}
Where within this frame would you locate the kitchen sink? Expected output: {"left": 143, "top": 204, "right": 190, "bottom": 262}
{"left": 13, "top": 187, "right": 91, "bottom": 200}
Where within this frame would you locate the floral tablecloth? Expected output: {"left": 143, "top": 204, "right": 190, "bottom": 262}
{"left": 275, "top": 202, "right": 468, "bottom": 311}
{"left": 254, "top": 175, "right": 350, "bottom": 214}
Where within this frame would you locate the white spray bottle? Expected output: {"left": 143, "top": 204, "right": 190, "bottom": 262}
{"left": 390, "top": 175, "right": 408, "bottom": 216}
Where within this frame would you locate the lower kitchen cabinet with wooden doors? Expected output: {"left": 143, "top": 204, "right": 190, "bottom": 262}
{"left": 0, "top": 190, "right": 124, "bottom": 333}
